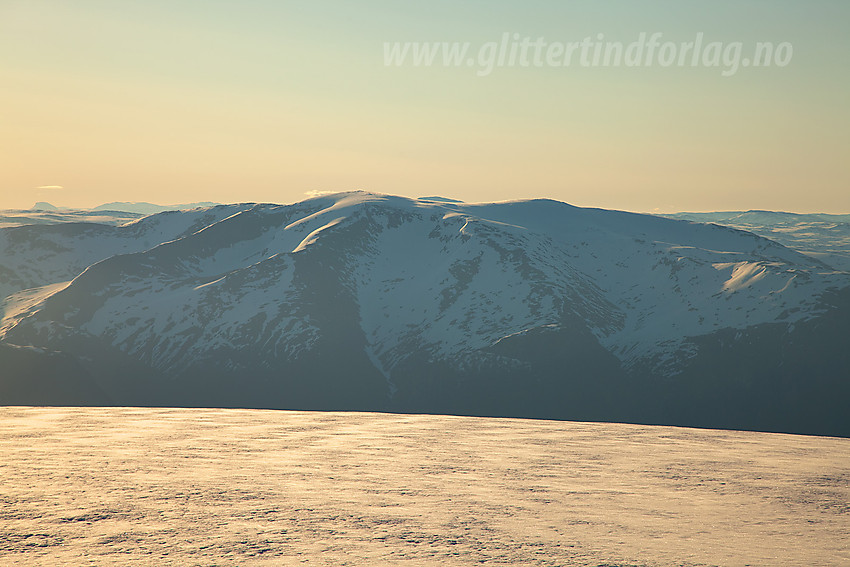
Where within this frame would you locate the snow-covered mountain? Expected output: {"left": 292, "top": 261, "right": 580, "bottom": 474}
{"left": 1, "top": 193, "right": 848, "bottom": 435}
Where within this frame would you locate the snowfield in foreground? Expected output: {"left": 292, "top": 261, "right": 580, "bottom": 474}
{"left": 1, "top": 407, "right": 847, "bottom": 566}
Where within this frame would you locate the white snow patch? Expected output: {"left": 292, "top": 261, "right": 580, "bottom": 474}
{"left": 714, "top": 262, "right": 769, "bottom": 292}
{"left": 292, "top": 217, "right": 346, "bottom": 253}
{"left": 0, "top": 281, "right": 71, "bottom": 336}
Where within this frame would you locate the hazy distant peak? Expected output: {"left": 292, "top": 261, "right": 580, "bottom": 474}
{"left": 31, "top": 202, "right": 60, "bottom": 211}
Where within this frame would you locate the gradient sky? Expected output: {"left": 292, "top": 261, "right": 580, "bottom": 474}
{"left": 1, "top": 0, "right": 848, "bottom": 212}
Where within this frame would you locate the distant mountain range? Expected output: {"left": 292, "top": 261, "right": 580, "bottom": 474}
{"left": 0, "top": 202, "right": 223, "bottom": 230}
{"left": 1, "top": 193, "right": 848, "bottom": 436}
{"left": 28, "top": 200, "right": 221, "bottom": 214}
{"left": 661, "top": 211, "right": 850, "bottom": 272}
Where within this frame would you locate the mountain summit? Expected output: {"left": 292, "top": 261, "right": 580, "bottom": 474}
{"left": 1, "top": 192, "right": 848, "bottom": 435}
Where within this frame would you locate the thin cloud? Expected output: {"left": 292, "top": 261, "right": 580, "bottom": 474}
{"left": 36, "top": 185, "right": 64, "bottom": 190}
{"left": 303, "top": 190, "right": 337, "bottom": 198}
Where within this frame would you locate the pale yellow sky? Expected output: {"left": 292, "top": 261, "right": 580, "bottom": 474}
{"left": 1, "top": 1, "right": 848, "bottom": 212}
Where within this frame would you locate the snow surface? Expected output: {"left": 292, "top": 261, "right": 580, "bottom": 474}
{"left": 0, "top": 407, "right": 847, "bottom": 566}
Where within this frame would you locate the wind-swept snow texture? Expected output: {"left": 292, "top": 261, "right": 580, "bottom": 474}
{"left": 1, "top": 407, "right": 848, "bottom": 566}
{"left": 2, "top": 193, "right": 849, "bottom": 435}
